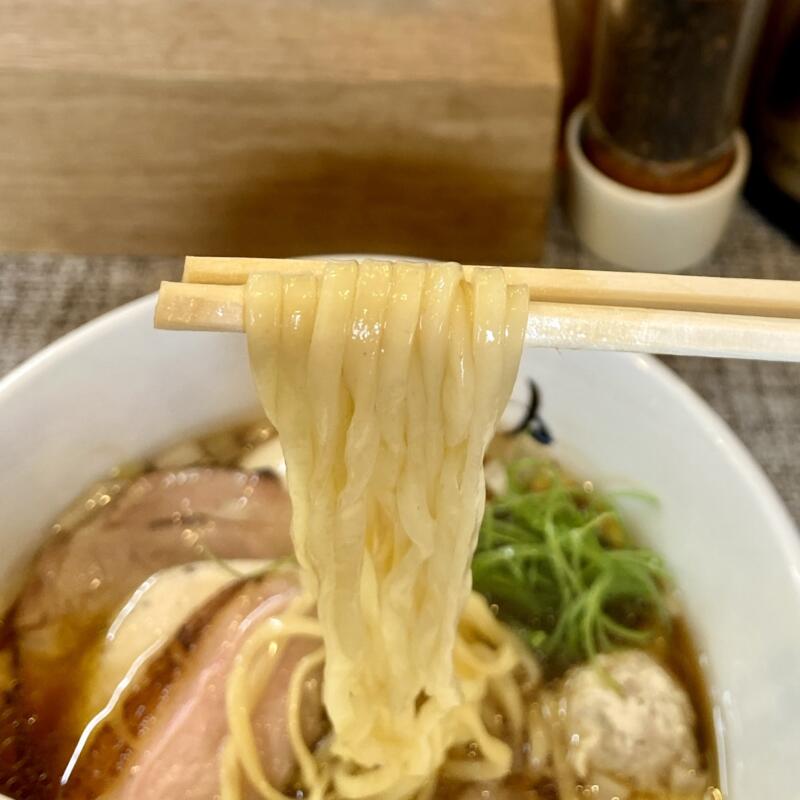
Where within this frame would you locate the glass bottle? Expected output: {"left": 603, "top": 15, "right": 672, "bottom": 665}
{"left": 583, "top": 0, "right": 768, "bottom": 194}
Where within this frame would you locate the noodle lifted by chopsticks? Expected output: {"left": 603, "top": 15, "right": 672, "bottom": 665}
{"left": 224, "top": 260, "right": 531, "bottom": 799}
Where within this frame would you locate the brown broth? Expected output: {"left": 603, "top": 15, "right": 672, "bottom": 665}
{"left": 0, "top": 421, "right": 721, "bottom": 799}
{"left": 428, "top": 615, "right": 720, "bottom": 800}
{"left": 0, "top": 603, "right": 58, "bottom": 799}
{"left": 656, "top": 615, "right": 721, "bottom": 790}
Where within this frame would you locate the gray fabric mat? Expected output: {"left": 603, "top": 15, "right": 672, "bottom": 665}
{"left": 1, "top": 201, "right": 798, "bottom": 523}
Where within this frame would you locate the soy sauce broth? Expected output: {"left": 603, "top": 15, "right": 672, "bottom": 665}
{"left": 0, "top": 419, "right": 722, "bottom": 799}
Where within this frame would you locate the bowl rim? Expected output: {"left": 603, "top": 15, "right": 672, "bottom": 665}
{"left": 2, "top": 291, "right": 797, "bottom": 562}
{"left": 1, "top": 290, "right": 800, "bottom": 800}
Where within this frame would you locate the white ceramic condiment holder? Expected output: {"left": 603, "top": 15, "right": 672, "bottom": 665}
{"left": 565, "top": 103, "right": 750, "bottom": 273}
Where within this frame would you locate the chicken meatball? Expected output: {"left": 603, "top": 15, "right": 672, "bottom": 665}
{"left": 557, "top": 649, "right": 707, "bottom": 798}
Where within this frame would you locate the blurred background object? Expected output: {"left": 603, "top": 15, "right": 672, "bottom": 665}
{"left": 0, "top": 0, "right": 797, "bottom": 522}
{"left": 0, "top": 0, "right": 561, "bottom": 264}
{"left": 553, "top": 0, "right": 598, "bottom": 127}
{"left": 746, "top": 0, "right": 800, "bottom": 243}
{"left": 564, "top": 0, "right": 770, "bottom": 272}
{"left": 584, "top": 0, "right": 764, "bottom": 194}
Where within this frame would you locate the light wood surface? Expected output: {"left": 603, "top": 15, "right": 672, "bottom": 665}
{"left": 183, "top": 256, "right": 800, "bottom": 318}
{"left": 155, "top": 280, "right": 800, "bottom": 361}
{"left": 157, "top": 282, "right": 246, "bottom": 333}
{"left": 154, "top": 259, "right": 800, "bottom": 362}
{"left": 0, "top": 0, "right": 561, "bottom": 262}
{"left": 0, "top": 0, "right": 559, "bottom": 85}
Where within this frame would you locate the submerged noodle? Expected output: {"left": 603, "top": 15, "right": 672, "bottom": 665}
{"left": 225, "top": 260, "right": 530, "bottom": 799}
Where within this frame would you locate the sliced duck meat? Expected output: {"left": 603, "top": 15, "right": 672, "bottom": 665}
{"left": 81, "top": 559, "right": 268, "bottom": 732}
{"left": 9, "top": 467, "right": 294, "bottom": 785}
{"left": 61, "top": 573, "right": 325, "bottom": 800}
{"left": 15, "top": 468, "right": 293, "bottom": 640}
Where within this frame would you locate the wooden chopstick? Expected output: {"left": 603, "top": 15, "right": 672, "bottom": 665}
{"left": 155, "top": 279, "right": 800, "bottom": 362}
{"left": 182, "top": 256, "right": 800, "bottom": 318}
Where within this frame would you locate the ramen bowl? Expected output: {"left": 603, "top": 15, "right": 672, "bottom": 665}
{"left": 0, "top": 293, "right": 798, "bottom": 799}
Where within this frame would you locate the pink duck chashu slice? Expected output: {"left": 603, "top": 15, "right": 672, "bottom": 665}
{"left": 12, "top": 467, "right": 295, "bottom": 776}
{"left": 16, "top": 468, "right": 293, "bottom": 639}
{"left": 62, "top": 574, "right": 324, "bottom": 800}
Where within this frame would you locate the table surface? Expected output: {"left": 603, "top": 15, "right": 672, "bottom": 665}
{"left": 2, "top": 199, "right": 799, "bottom": 524}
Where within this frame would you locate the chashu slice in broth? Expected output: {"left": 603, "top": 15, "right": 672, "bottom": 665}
{"left": 61, "top": 572, "right": 325, "bottom": 800}
{"left": 7, "top": 467, "right": 295, "bottom": 787}
{"left": 15, "top": 468, "right": 293, "bottom": 642}
{"left": 80, "top": 559, "right": 270, "bottom": 732}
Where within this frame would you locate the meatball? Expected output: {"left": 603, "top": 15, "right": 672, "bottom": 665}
{"left": 557, "top": 650, "right": 707, "bottom": 797}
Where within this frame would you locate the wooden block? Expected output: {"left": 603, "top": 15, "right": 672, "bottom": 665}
{"left": 0, "top": 1, "right": 561, "bottom": 263}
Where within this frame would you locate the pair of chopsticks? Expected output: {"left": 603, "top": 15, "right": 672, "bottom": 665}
{"left": 155, "top": 257, "right": 800, "bottom": 362}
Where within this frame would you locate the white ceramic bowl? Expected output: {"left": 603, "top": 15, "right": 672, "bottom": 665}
{"left": 1, "top": 295, "right": 798, "bottom": 798}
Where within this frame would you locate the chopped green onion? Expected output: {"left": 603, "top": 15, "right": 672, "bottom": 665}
{"left": 473, "top": 455, "right": 669, "bottom": 675}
